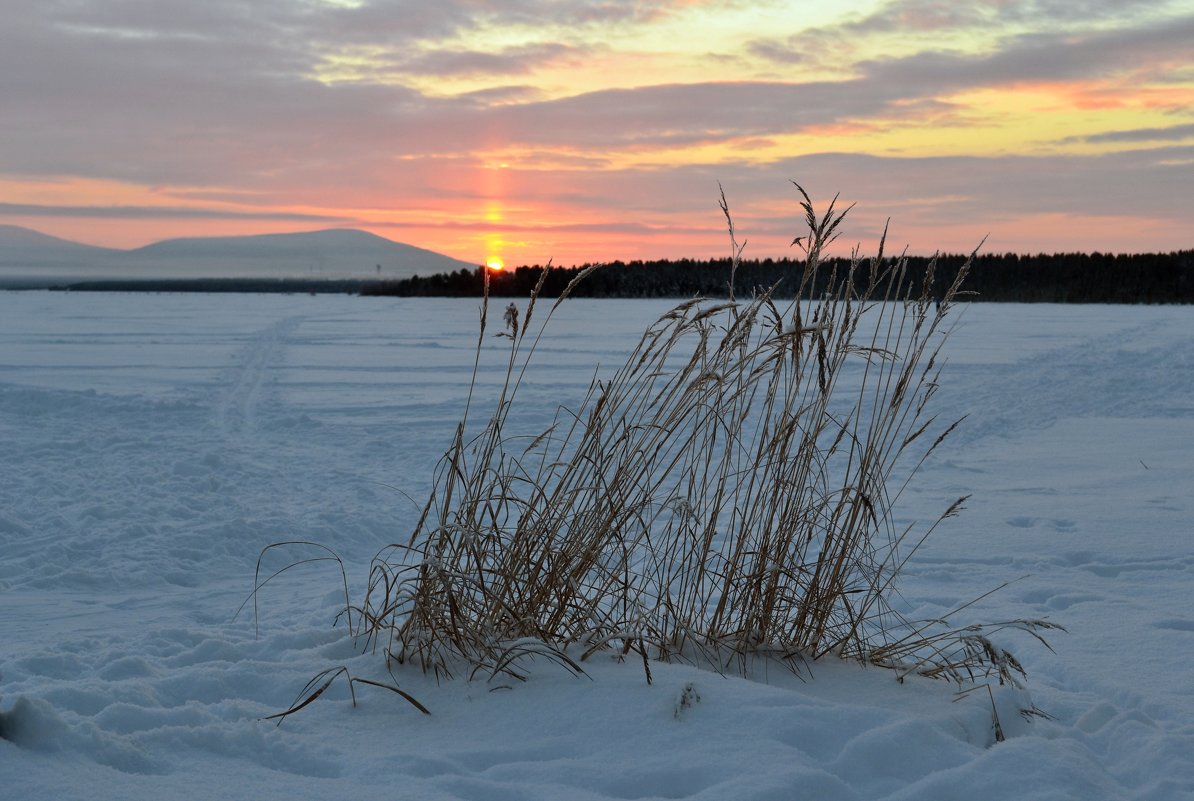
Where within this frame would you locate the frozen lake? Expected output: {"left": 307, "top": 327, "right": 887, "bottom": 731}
{"left": 1, "top": 291, "right": 1191, "bottom": 800}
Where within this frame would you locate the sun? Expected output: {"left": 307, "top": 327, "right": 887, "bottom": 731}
{"left": 486, "top": 258, "right": 505, "bottom": 272}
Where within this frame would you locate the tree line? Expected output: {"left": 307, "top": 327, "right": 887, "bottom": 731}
{"left": 361, "top": 250, "right": 1193, "bottom": 304}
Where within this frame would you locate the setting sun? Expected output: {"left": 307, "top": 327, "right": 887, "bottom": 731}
{"left": 486, "top": 258, "right": 505, "bottom": 272}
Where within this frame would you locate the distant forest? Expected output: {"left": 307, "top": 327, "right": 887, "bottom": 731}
{"left": 54, "top": 251, "right": 1193, "bottom": 303}
{"left": 362, "top": 251, "right": 1194, "bottom": 304}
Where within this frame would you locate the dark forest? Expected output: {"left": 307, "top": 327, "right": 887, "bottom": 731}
{"left": 362, "top": 251, "right": 1194, "bottom": 304}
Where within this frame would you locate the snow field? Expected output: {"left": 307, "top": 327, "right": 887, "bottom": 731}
{"left": 1, "top": 292, "right": 1191, "bottom": 800}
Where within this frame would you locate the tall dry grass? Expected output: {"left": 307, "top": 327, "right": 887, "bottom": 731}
{"left": 248, "top": 184, "right": 1058, "bottom": 721}
{"left": 317, "top": 184, "right": 1059, "bottom": 688}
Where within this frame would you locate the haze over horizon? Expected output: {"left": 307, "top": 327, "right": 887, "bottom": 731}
{"left": 2, "top": 0, "right": 1191, "bottom": 267}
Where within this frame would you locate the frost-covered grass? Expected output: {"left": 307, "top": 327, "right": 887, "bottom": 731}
{"left": 0, "top": 287, "right": 1191, "bottom": 800}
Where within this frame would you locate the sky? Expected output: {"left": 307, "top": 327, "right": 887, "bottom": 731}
{"left": 1, "top": 0, "right": 1192, "bottom": 266}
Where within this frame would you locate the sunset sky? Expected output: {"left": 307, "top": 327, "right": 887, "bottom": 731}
{"left": 2, "top": 0, "right": 1192, "bottom": 266}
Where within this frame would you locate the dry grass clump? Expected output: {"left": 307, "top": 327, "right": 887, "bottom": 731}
{"left": 250, "top": 185, "right": 1058, "bottom": 712}
{"left": 314, "top": 184, "right": 1057, "bottom": 688}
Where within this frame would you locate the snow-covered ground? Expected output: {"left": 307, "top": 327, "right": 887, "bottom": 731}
{"left": 1, "top": 292, "right": 1191, "bottom": 800}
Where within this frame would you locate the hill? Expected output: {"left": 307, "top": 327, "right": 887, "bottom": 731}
{"left": 0, "top": 224, "right": 121, "bottom": 263}
{"left": 0, "top": 226, "right": 477, "bottom": 287}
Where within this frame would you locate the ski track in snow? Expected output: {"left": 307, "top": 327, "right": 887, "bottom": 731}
{"left": 1, "top": 294, "right": 1191, "bottom": 800}
{"left": 214, "top": 315, "right": 304, "bottom": 438}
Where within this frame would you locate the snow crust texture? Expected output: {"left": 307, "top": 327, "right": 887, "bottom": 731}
{"left": 1, "top": 293, "right": 1191, "bottom": 800}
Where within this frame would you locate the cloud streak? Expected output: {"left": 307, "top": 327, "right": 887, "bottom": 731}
{"left": 1061, "top": 123, "right": 1194, "bottom": 144}
{"left": 0, "top": 202, "right": 349, "bottom": 222}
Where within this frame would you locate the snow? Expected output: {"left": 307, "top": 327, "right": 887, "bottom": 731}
{"left": 1, "top": 292, "right": 1191, "bottom": 800}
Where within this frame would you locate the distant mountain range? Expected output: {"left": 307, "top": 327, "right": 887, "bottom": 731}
{"left": 0, "top": 225, "right": 478, "bottom": 287}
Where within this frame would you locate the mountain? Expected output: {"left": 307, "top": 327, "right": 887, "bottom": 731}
{"left": 0, "top": 224, "right": 121, "bottom": 263}
{"left": 126, "top": 229, "right": 476, "bottom": 279}
{"left": 0, "top": 226, "right": 478, "bottom": 287}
